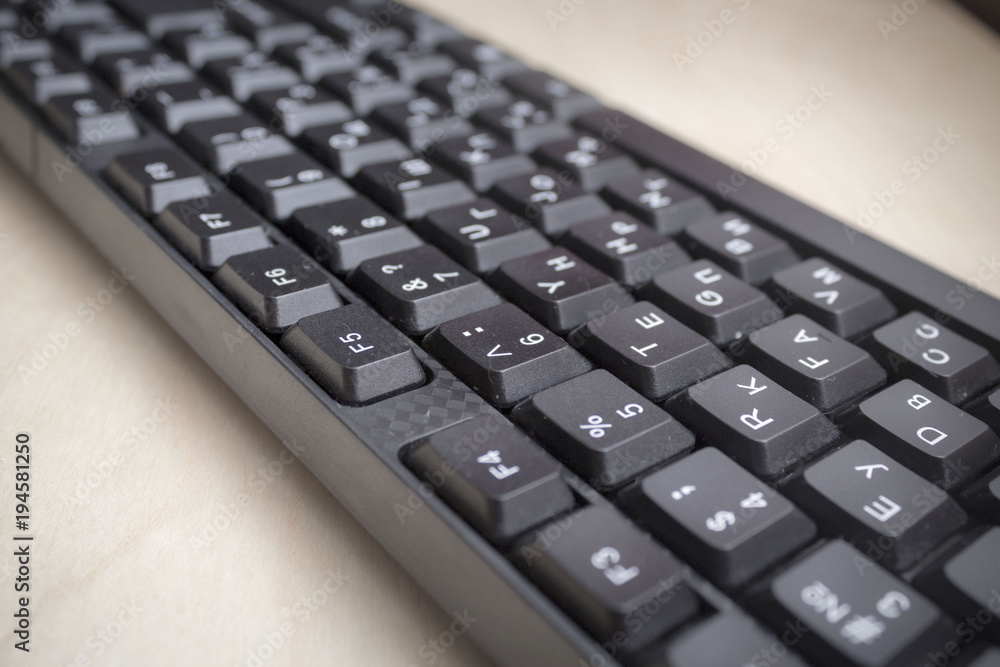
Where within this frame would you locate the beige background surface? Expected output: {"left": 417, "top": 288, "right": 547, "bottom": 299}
{"left": 1, "top": 1, "right": 999, "bottom": 666}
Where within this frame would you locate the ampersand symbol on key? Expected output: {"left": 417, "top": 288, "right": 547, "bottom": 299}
{"left": 402, "top": 278, "right": 428, "bottom": 291}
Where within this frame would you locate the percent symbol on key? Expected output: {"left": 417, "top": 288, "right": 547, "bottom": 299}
{"left": 580, "top": 415, "right": 612, "bottom": 438}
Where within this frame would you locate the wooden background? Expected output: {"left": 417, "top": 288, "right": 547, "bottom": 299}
{"left": 1, "top": 1, "right": 998, "bottom": 665}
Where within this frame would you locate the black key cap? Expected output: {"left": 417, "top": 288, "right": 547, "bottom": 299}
{"left": 669, "top": 365, "right": 840, "bottom": 479}
{"left": 405, "top": 414, "right": 575, "bottom": 543}
{"left": 26, "top": 0, "right": 114, "bottom": 33}
{"left": 249, "top": 82, "right": 351, "bottom": 136}
{"left": 915, "top": 527, "right": 1000, "bottom": 643}
{"left": 600, "top": 168, "right": 716, "bottom": 236}
{"left": 970, "top": 387, "right": 1000, "bottom": 434}
{"left": 321, "top": 63, "right": 412, "bottom": 116}
{"left": 418, "top": 68, "right": 512, "bottom": 118}
{"left": 273, "top": 34, "right": 358, "bottom": 83}
{"left": 752, "top": 540, "right": 949, "bottom": 667}
{"left": 203, "top": 50, "right": 300, "bottom": 102}
{"left": 224, "top": 0, "right": 315, "bottom": 54}
{"left": 849, "top": 380, "right": 1000, "bottom": 489}
{"left": 661, "top": 611, "right": 810, "bottom": 667}
{"left": 289, "top": 197, "right": 422, "bottom": 274}
{"left": 393, "top": 8, "right": 463, "bottom": 46}
{"left": 630, "top": 447, "right": 815, "bottom": 588}
{"left": 354, "top": 157, "right": 476, "bottom": 221}
{"left": 734, "top": 314, "right": 887, "bottom": 412}
{"left": 434, "top": 131, "right": 536, "bottom": 192}
{"left": 161, "top": 22, "right": 253, "bottom": 68}
{"left": 94, "top": 49, "right": 194, "bottom": 96}
{"left": 300, "top": 117, "right": 410, "bottom": 178}
{"left": 0, "top": 6, "right": 15, "bottom": 31}
{"left": 681, "top": 213, "right": 798, "bottom": 285}
{"left": 154, "top": 189, "right": 272, "bottom": 271}
{"left": 60, "top": 21, "right": 151, "bottom": 63}
{"left": 869, "top": 312, "right": 1000, "bottom": 405}
{"left": 106, "top": 148, "right": 212, "bottom": 216}
{"left": 371, "top": 95, "right": 473, "bottom": 150}
{"left": 770, "top": 258, "right": 897, "bottom": 339}
{"left": 414, "top": 198, "right": 549, "bottom": 274}
{"left": 787, "top": 440, "right": 966, "bottom": 572}
{"left": 135, "top": 80, "right": 241, "bottom": 134}
{"left": 490, "top": 247, "right": 633, "bottom": 335}
{"left": 280, "top": 304, "right": 424, "bottom": 405}
{"left": 319, "top": 6, "right": 407, "bottom": 55}
{"left": 534, "top": 132, "right": 640, "bottom": 192}
{"left": 42, "top": 87, "right": 140, "bottom": 145}
{"left": 0, "top": 32, "right": 53, "bottom": 70}
{"left": 512, "top": 370, "right": 694, "bottom": 488}
{"left": 490, "top": 168, "right": 611, "bottom": 235}
{"left": 475, "top": 98, "right": 573, "bottom": 152}
{"left": 571, "top": 301, "right": 732, "bottom": 402}
{"left": 439, "top": 39, "right": 527, "bottom": 81}
{"left": 229, "top": 153, "right": 352, "bottom": 222}
{"left": 213, "top": 244, "right": 341, "bottom": 333}
{"left": 112, "top": 0, "right": 219, "bottom": 39}
{"left": 178, "top": 112, "right": 295, "bottom": 172}
{"left": 960, "top": 462, "right": 1000, "bottom": 521}
{"left": 639, "top": 259, "right": 782, "bottom": 346}
{"left": 516, "top": 505, "right": 698, "bottom": 651}
{"left": 369, "top": 40, "right": 455, "bottom": 84}
{"left": 7, "top": 52, "right": 91, "bottom": 104}
{"left": 348, "top": 245, "right": 502, "bottom": 335}
{"left": 561, "top": 212, "right": 690, "bottom": 286}
{"left": 505, "top": 71, "right": 602, "bottom": 121}
{"left": 423, "top": 303, "right": 591, "bottom": 409}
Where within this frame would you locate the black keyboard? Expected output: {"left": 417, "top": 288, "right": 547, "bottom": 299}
{"left": 3, "top": 1, "right": 1000, "bottom": 665}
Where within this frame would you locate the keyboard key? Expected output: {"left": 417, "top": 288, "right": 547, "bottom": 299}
{"left": 203, "top": 50, "right": 300, "bottom": 102}
{"left": 42, "top": 87, "right": 140, "bottom": 145}
{"left": 369, "top": 40, "right": 455, "bottom": 84}
{"left": 868, "top": 311, "right": 1000, "bottom": 405}
{"left": 319, "top": 6, "right": 407, "bottom": 55}
{"left": 661, "top": 611, "right": 810, "bottom": 667}
{"left": 475, "top": 98, "right": 573, "bottom": 152}
{"left": 280, "top": 304, "right": 425, "bottom": 405}
{"left": 405, "top": 414, "right": 575, "bottom": 543}
{"left": 849, "top": 379, "right": 1000, "bottom": 489}
{"left": 423, "top": 303, "right": 591, "bottom": 409}
{"left": 300, "top": 117, "right": 410, "bottom": 178}
{"left": 960, "top": 463, "right": 1000, "bottom": 521}
{"left": 0, "top": 32, "right": 53, "bottom": 70}
{"left": 770, "top": 258, "right": 897, "bottom": 339}
{"left": 970, "top": 387, "right": 1000, "bottom": 437}
{"left": 434, "top": 131, "right": 536, "bottom": 192}
{"left": 178, "top": 112, "right": 296, "bottom": 172}
{"left": 489, "top": 247, "right": 633, "bottom": 335}
{"left": 94, "top": 49, "right": 194, "bottom": 96}
{"left": 418, "top": 69, "right": 512, "bottom": 118}
{"left": 112, "top": 0, "right": 219, "bottom": 39}
{"left": 348, "top": 245, "right": 502, "bottom": 335}
{"left": 571, "top": 301, "right": 732, "bottom": 402}
{"left": 534, "top": 132, "right": 640, "bottom": 192}
{"left": 213, "top": 244, "right": 341, "bottom": 333}
{"left": 681, "top": 213, "right": 798, "bottom": 285}
{"left": 413, "top": 198, "right": 550, "bottom": 274}
{"left": 629, "top": 447, "right": 815, "bottom": 588}
{"left": 106, "top": 148, "right": 212, "bottom": 216}
{"left": 321, "top": 63, "right": 412, "bottom": 116}
{"left": 26, "top": 0, "right": 114, "bottom": 33}
{"left": 753, "top": 540, "right": 948, "bottom": 667}
{"left": 516, "top": 505, "right": 698, "bottom": 651}
{"left": 915, "top": 527, "right": 1000, "bottom": 644}
{"left": 669, "top": 365, "right": 840, "bottom": 479}
{"left": 393, "top": 8, "right": 463, "bottom": 46}
{"left": 734, "top": 314, "right": 887, "bottom": 412}
{"left": 224, "top": 0, "right": 315, "bottom": 54}
{"left": 490, "top": 168, "right": 611, "bottom": 235}
{"left": 7, "top": 52, "right": 91, "bottom": 104}
{"left": 162, "top": 22, "right": 253, "bottom": 68}
{"left": 249, "top": 82, "right": 351, "bottom": 136}
{"left": 439, "top": 39, "right": 527, "bottom": 81}
{"left": 354, "top": 157, "right": 476, "bottom": 221}
{"left": 504, "top": 71, "right": 602, "bottom": 121}
{"left": 787, "top": 440, "right": 966, "bottom": 572}
{"left": 289, "top": 197, "right": 422, "bottom": 274}
{"left": 135, "top": 80, "right": 241, "bottom": 134}
{"left": 60, "top": 21, "right": 151, "bottom": 63}
{"left": 371, "top": 95, "right": 473, "bottom": 150}
{"left": 600, "top": 168, "right": 716, "bottom": 236}
{"left": 639, "top": 259, "right": 782, "bottom": 346}
{"left": 561, "top": 212, "right": 690, "bottom": 286}
{"left": 229, "top": 153, "right": 353, "bottom": 222}
{"left": 512, "top": 370, "right": 694, "bottom": 488}
{"left": 273, "top": 34, "right": 358, "bottom": 82}
{"left": 155, "top": 190, "right": 272, "bottom": 271}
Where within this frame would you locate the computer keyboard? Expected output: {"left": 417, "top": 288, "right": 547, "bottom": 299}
{"left": 2, "top": 0, "right": 999, "bottom": 665}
